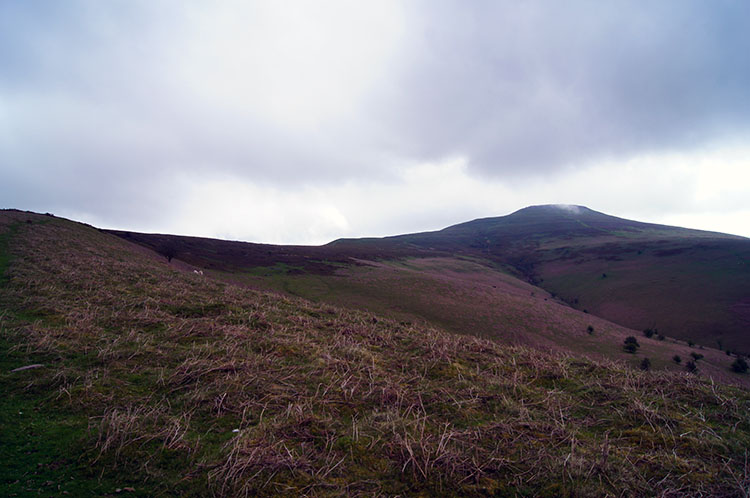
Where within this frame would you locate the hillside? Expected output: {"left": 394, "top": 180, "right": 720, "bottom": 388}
{"left": 213, "top": 254, "right": 746, "bottom": 387}
{"left": 3, "top": 210, "right": 750, "bottom": 496}
{"left": 330, "top": 205, "right": 750, "bottom": 352}
{"left": 109, "top": 205, "right": 750, "bottom": 356}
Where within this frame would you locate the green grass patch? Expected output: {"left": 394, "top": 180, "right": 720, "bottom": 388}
{"left": 243, "top": 262, "right": 304, "bottom": 277}
{"left": 0, "top": 333, "right": 158, "bottom": 497}
{"left": 166, "top": 302, "right": 228, "bottom": 318}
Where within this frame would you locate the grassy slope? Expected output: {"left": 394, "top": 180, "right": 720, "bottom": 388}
{"left": 349, "top": 205, "right": 750, "bottom": 353}
{"left": 108, "top": 206, "right": 750, "bottom": 353}
{"left": 534, "top": 238, "right": 750, "bottom": 352}
{"left": 224, "top": 256, "right": 749, "bottom": 388}
{"left": 2, "top": 210, "right": 750, "bottom": 496}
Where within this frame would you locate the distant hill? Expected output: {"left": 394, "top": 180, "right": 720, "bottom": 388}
{"left": 348, "top": 205, "right": 750, "bottom": 352}
{"left": 110, "top": 205, "right": 750, "bottom": 353}
{"left": 3, "top": 209, "right": 750, "bottom": 496}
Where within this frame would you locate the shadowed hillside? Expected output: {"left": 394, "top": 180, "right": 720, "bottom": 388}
{"left": 106, "top": 229, "right": 439, "bottom": 275}
{"left": 3, "top": 209, "right": 750, "bottom": 496}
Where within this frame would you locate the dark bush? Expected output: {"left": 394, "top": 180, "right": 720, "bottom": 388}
{"left": 687, "top": 339, "right": 695, "bottom": 347}
{"left": 657, "top": 334, "right": 665, "bottom": 341}
{"left": 643, "top": 328, "right": 655, "bottom": 338}
{"left": 673, "top": 355, "right": 681, "bottom": 364}
{"left": 690, "top": 352, "right": 704, "bottom": 361}
{"left": 587, "top": 325, "right": 594, "bottom": 335}
{"left": 623, "top": 343, "right": 638, "bottom": 354}
{"left": 685, "top": 361, "right": 697, "bottom": 373}
{"left": 731, "top": 358, "right": 749, "bottom": 373}
{"left": 640, "top": 358, "right": 651, "bottom": 371}
{"left": 623, "top": 336, "right": 639, "bottom": 354}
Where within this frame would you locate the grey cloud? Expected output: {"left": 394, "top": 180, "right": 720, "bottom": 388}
{"left": 1, "top": 1, "right": 397, "bottom": 222}
{"left": 2, "top": 0, "right": 750, "bottom": 226}
{"left": 376, "top": 0, "right": 750, "bottom": 177}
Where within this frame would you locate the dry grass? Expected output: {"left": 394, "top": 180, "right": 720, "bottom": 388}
{"left": 225, "top": 255, "right": 749, "bottom": 388}
{"left": 2, "top": 210, "right": 750, "bottom": 496}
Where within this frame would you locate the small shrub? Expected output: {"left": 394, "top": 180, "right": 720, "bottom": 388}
{"left": 690, "top": 352, "right": 704, "bottom": 361}
{"left": 643, "top": 328, "right": 655, "bottom": 338}
{"left": 731, "top": 358, "right": 749, "bottom": 373}
{"left": 726, "top": 350, "right": 732, "bottom": 356}
{"left": 587, "top": 325, "right": 594, "bottom": 335}
{"left": 687, "top": 339, "right": 695, "bottom": 347}
{"left": 673, "top": 355, "right": 681, "bottom": 364}
{"left": 623, "top": 336, "right": 640, "bottom": 353}
{"left": 640, "top": 358, "right": 651, "bottom": 371}
{"left": 685, "top": 361, "right": 697, "bottom": 373}
{"left": 657, "top": 334, "right": 665, "bottom": 341}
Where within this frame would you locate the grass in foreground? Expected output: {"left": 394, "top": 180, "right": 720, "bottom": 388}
{"left": 1, "top": 210, "right": 750, "bottom": 497}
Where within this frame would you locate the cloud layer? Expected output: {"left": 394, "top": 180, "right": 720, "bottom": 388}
{"left": 385, "top": 1, "right": 750, "bottom": 176}
{"left": 2, "top": 1, "right": 749, "bottom": 242}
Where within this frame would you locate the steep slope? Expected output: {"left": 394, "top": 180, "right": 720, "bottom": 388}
{"left": 3, "top": 209, "right": 750, "bottom": 496}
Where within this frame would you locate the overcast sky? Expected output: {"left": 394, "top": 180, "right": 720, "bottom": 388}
{"left": 2, "top": 0, "right": 749, "bottom": 244}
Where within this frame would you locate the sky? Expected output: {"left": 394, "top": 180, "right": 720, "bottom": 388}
{"left": 2, "top": 0, "right": 750, "bottom": 244}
